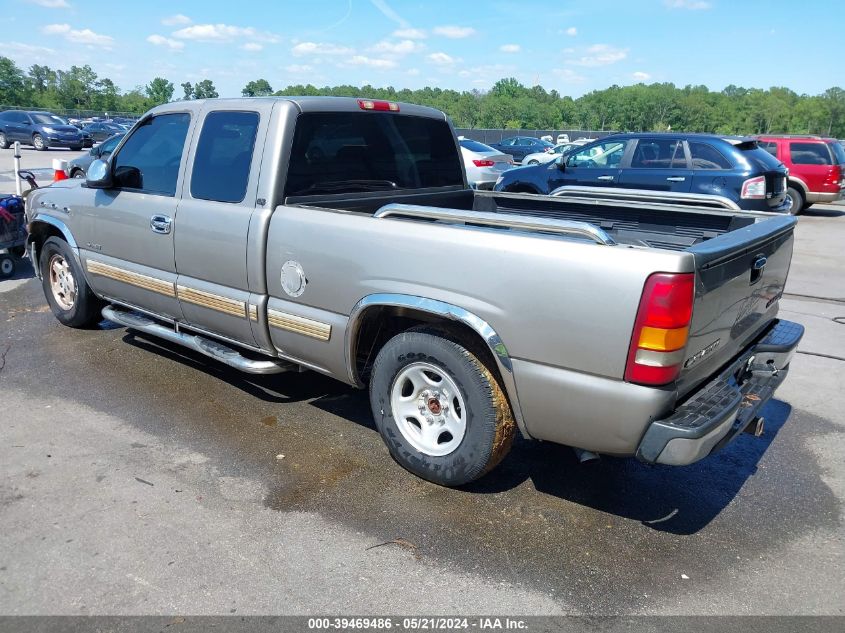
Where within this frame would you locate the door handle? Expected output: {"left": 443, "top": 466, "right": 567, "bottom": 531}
{"left": 597, "top": 175, "right": 614, "bottom": 181}
{"left": 666, "top": 176, "right": 686, "bottom": 182}
{"left": 150, "top": 214, "right": 172, "bottom": 234}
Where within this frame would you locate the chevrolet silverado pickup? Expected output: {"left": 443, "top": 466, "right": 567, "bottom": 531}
{"left": 25, "top": 97, "right": 803, "bottom": 486}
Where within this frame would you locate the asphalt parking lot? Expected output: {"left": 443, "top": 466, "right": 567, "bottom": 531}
{"left": 0, "top": 153, "right": 843, "bottom": 614}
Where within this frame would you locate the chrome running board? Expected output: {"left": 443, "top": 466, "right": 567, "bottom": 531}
{"left": 102, "top": 305, "right": 294, "bottom": 375}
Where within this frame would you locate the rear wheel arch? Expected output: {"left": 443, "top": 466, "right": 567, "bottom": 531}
{"left": 345, "top": 295, "right": 527, "bottom": 437}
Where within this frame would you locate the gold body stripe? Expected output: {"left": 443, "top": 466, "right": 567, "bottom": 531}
{"left": 176, "top": 285, "right": 246, "bottom": 318}
{"left": 86, "top": 260, "right": 176, "bottom": 297}
{"left": 248, "top": 304, "right": 259, "bottom": 321}
{"left": 267, "top": 309, "right": 331, "bottom": 341}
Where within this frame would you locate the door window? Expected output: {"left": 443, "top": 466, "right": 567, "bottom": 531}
{"left": 631, "top": 139, "right": 686, "bottom": 168}
{"left": 111, "top": 113, "right": 190, "bottom": 196}
{"left": 689, "top": 142, "right": 732, "bottom": 170}
{"left": 789, "top": 142, "right": 833, "bottom": 165}
{"left": 191, "top": 111, "right": 260, "bottom": 203}
{"left": 566, "top": 140, "right": 628, "bottom": 168}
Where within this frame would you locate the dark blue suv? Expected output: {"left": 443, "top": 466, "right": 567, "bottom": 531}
{"left": 0, "top": 110, "right": 84, "bottom": 151}
{"left": 493, "top": 133, "right": 791, "bottom": 212}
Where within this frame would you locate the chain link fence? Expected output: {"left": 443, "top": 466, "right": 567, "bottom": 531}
{"left": 455, "top": 128, "right": 616, "bottom": 144}
{"left": 0, "top": 105, "right": 140, "bottom": 120}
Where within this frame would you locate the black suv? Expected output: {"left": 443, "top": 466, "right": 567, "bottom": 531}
{"left": 493, "top": 133, "right": 791, "bottom": 212}
{"left": 0, "top": 110, "right": 84, "bottom": 151}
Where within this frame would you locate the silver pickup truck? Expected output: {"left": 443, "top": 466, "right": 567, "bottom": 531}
{"left": 25, "top": 97, "right": 803, "bottom": 486}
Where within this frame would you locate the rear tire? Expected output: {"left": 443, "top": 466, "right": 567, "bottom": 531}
{"left": 786, "top": 186, "right": 803, "bottom": 216}
{"left": 70, "top": 145, "right": 82, "bottom": 151}
{"left": 32, "top": 133, "right": 46, "bottom": 151}
{"left": 0, "top": 255, "right": 14, "bottom": 279}
{"left": 369, "top": 327, "right": 516, "bottom": 486}
{"left": 527, "top": 159, "right": 540, "bottom": 165}
{"left": 39, "top": 237, "right": 103, "bottom": 328}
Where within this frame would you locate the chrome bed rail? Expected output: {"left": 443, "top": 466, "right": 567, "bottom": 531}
{"left": 548, "top": 186, "right": 741, "bottom": 210}
{"left": 374, "top": 203, "right": 616, "bottom": 246}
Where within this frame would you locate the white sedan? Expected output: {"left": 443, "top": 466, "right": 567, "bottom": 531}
{"left": 459, "top": 137, "right": 515, "bottom": 189}
{"left": 521, "top": 140, "right": 588, "bottom": 166}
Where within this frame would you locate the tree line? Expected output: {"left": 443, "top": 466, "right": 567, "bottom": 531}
{"left": 1, "top": 56, "right": 843, "bottom": 136}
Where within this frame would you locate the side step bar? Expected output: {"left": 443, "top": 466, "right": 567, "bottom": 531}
{"left": 102, "top": 305, "right": 294, "bottom": 375}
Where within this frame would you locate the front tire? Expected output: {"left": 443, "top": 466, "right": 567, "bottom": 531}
{"left": 0, "top": 132, "right": 9, "bottom": 149}
{"left": 32, "top": 133, "right": 46, "bottom": 151}
{"left": 527, "top": 159, "right": 539, "bottom": 165}
{"left": 70, "top": 145, "right": 83, "bottom": 151}
{"left": 71, "top": 169, "right": 85, "bottom": 179}
{"left": 39, "top": 237, "right": 102, "bottom": 328}
{"left": 0, "top": 255, "right": 14, "bottom": 279}
{"left": 786, "top": 186, "right": 804, "bottom": 216}
{"left": 369, "top": 327, "right": 516, "bottom": 486}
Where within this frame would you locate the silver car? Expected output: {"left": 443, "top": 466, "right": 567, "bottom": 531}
{"left": 522, "top": 140, "right": 589, "bottom": 165}
{"left": 459, "top": 137, "right": 514, "bottom": 189}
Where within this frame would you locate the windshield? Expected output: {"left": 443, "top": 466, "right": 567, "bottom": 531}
{"left": 31, "top": 114, "right": 67, "bottom": 125}
{"left": 285, "top": 112, "right": 464, "bottom": 197}
{"left": 459, "top": 139, "right": 496, "bottom": 153}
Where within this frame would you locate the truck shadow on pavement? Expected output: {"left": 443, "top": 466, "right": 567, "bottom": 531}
{"left": 465, "top": 399, "right": 795, "bottom": 535}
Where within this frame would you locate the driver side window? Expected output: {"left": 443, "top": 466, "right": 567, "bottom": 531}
{"left": 111, "top": 113, "right": 190, "bottom": 196}
{"left": 567, "top": 140, "right": 628, "bottom": 168}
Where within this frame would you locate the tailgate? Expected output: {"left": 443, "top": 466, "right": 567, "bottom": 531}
{"left": 676, "top": 215, "right": 796, "bottom": 397}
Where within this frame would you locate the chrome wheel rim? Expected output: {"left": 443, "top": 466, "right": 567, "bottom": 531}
{"left": 33, "top": 135, "right": 43, "bottom": 149}
{"left": 0, "top": 133, "right": 5, "bottom": 145}
{"left": 389, "top": 361, "right": 467, "bottom": 457}
{"left": 48, "top": 254, "right": 76, "bottom": 310}
{"left": 1, "top": 258, "right": 12, "bottom": 275}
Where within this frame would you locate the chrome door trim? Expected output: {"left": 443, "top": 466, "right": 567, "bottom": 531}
{"left": 87, "top": 260, "right": 177, "bottom": 297}
{"left": 267, "top": 308, "right": 332, "bottom": 341}
{"left": 345, "top": 293, "right": 528, "bottom": 436}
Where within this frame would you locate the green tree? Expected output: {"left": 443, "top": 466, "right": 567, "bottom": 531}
{"left": 146, "top": 77, "right": 174, "bottom": 105}
{"left": 242, "top": 78, "right": 273, "bottom": 97}
{"left": 0, "top": 56, "right": 29, "bottom": 105}
{"left": 193, "top": 79, "right": 218, "bottom": 99}
{"left": 180, "top": 81, "right": 194, "bottom": 100}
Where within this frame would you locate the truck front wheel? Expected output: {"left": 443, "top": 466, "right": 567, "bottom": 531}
{"left": 39, "top": 237, "right": 103, "bottom": 328}
{"left": 369, "top": 327, "right": 515, "bottom": 486}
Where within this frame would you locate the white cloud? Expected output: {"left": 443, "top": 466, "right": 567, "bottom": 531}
{"left": 4, "top": 42, "right": 56, "bottom": 57}
{"left": 162, "top": 14, "right": 191, "bottom": 26}
{"left": 632, "top": 71, "right": 651, "bottom": 81}
{"left": 292, "top": 41, "right": 353, "bottom": 56}
{"left": 146, "top": 34, "right": 184, "bottom": 51}
{"left": 433, "top": 25, "right": 475, "bottom": 39}
{"left": 428, "top": 52, "right": 456, "bottom": 65}
{"left": 553, "top": 68, "right": 586, "bottom": 83}
{"left": 41, "top": 23, "right": 114, "bottom": 47}
{"left": 565, "top": 27, "right": 577, "bottom": 36}
{"left": 566, "top": 44, "right": 628, "bottom": 67}
{"left": 393, "top": 28, "right": 426, "bottom": 39}
{"left": 172, "top": 23, "right": 279, "bottom": 43}
{"left": 370, "top": 39, "right": 424, "bottom": 55}
{"left": 345, "top": 55, "right": 398, "bottom": 69}
{"left": 242, "top": 42, "right": 263, "bottom": 52}
{"left": 407, "top": 68, "right": 420, "bottom": 76}
{"left": 285, "top": 64, "right": 313, "bottom": 73}
{"left": 27, "top": 0, "right": 70, "bottom": 8}
{"left": 499, "top": 44, "right": 520, "bottom": 53}
{"left": 370, "top": 0, "right": 409, "bottom": 27}
{"left": 664, "top": 0, "right": 712, "bottom": 8}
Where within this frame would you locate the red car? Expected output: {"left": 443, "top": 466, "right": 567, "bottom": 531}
{"left": 757, "top": 135, "right": 845, "bottom": 214}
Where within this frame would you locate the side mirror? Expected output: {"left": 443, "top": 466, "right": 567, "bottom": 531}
{"left": 85, "top": 159, "right": 112, "bottom": 188}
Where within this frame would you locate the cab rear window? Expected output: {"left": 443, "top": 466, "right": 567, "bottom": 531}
{"left": 285, "top": 112, "right": 464, "bottom": 197}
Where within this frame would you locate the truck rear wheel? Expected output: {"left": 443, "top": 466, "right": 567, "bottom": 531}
{"left": 369, "top": 327, "right": 515, "bottom": 486}
{"left": 39, "top": 237, "right": 102, "bottom": 328}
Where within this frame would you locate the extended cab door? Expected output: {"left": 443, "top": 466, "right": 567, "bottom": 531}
{"left": 618, "top": 137, "right": 693, "bottom": 192}
{"left": 77, "top": 111, "right": 192, "bottom": 320}
{"left": 173, "top": 104, "right": 270, "bottom": 348}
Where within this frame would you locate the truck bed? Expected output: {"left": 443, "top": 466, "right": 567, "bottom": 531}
{"left": 290, "top": 187, "right": 760, "bottom": 251}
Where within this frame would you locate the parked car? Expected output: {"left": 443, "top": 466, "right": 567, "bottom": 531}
{"left": 522, "top": 140, "right": 587, "bottom": 165}
{"left": 80, "top": 129, "right": 94, "bottom": 148}
{"left": 487, "top": 136, "right": 555, "bottom": 164}
{"left": 82, "top": 122, "right": 126, "bottom": 143}
{"left": 25, "top": 97, "right": 803, "bottom": 487}
{"left": 66, "top": 133, "right": 124, "bottom": 179}
{"left": 458, "top": 137, "right": 514, "bottom": 189}
{"left": 756, "top": 135, "right": 845, "bottom": 214}
{"left": 0, "top": 110, "right": 84, "bottom": 151}
{"left": 494, "top": 133, "right": 791, "bottom": 213}
{"left": 556, "top": 133, "right": 570, "bottom": 144}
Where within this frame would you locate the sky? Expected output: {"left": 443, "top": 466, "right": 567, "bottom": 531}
{"left": 3, "top": 0, "right": 844, "bottom": 98}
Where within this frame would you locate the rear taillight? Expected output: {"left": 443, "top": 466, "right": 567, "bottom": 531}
{"left": 357, "top": 99, "right": 400, "bottom": 112}
{"left": 625, "top": 273, "right": 695, "bottom": 386}
{"left": 473, "top": 159, "right": 495, "bottom": 167}
{"left": 741, "top": 175, "right": 766, "bottom": 199}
